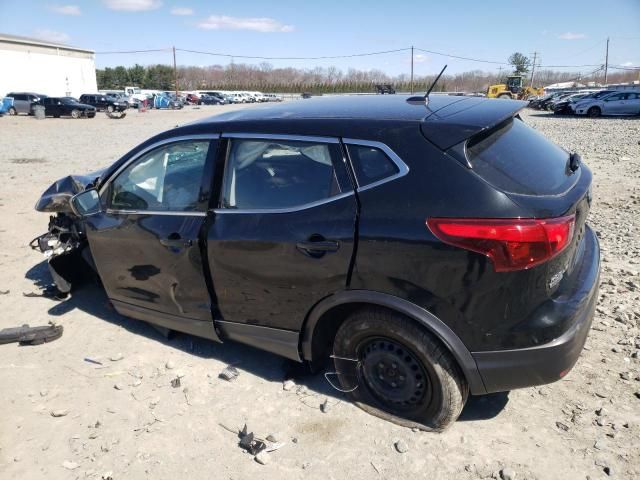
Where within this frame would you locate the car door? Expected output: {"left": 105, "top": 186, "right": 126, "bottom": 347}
{"left": 84, "top": 135, "right": 221, "bottom": 340}
{"left": 206, "top": 134, "right": 357, "bottom": 358}
{"left": 622, "top": 92, "right": 640, "bottom": 115}
{"left": 602, "top": 93, "right": 625, "bottom": 114}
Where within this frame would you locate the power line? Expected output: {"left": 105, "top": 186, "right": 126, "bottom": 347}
{"left": 176, "top": 47, "right": 411, "bottom": 60}
{"left": 93, "top": 45, "right": 637, "bottom": 71}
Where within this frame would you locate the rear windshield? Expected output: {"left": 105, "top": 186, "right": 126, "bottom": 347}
{"left": 466, "top": 118, "right": 575, "bottom": 195}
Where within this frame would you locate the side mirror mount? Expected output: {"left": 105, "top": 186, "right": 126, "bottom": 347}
{"left": 70, "top": 188, "right": 101, "bottom": 217}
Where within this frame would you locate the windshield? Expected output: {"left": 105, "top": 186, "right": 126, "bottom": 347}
{"left": 62, "top": 98, "right": 79, "bottom": 104}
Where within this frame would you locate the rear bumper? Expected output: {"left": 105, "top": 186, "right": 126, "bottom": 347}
{"left": 472, "top": 225, "right": 600, "bottom": 394}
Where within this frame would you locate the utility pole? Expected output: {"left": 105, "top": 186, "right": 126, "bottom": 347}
{"left": 530, "top": 51, "right": 538, "bottom": 86}
{"left": 410, "top": 46, "right": 414, "bottom": 94}
{"left": 604, "top": 37, "right": 609, "bottom": 85}
{"left": 173, "top": 46, "right": 178, "bottom": 97}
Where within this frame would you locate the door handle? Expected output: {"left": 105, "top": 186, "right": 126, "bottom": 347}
{"left": 160, "top": 233, "right": 192, "bottom": 248}
{"left": 296, "top": 238, "right": 340, "bottom": 257}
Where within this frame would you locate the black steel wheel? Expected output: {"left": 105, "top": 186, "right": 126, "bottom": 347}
{"left": 359, "top": 337, "right": 431, "bottom": 411}
{"left": 333, "top": 308, "right": 468, "bottom": 431}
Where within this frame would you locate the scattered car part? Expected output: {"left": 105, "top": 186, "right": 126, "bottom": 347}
{"left": 0, "top": 324, "right": 63, "bottom": 345}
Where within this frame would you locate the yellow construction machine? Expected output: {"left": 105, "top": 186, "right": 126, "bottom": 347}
{"left": 486, "top": 75, "right": 544, "bottom": 100}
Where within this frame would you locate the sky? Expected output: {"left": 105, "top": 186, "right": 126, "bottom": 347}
{"left": 0, "top": 0, "right": 639, "bottom": 76}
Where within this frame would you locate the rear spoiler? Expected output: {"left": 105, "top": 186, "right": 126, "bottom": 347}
{"left": 420, "top": 97, "right": 527, "bottom": 151}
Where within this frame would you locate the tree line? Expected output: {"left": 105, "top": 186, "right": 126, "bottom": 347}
{"left": 96, "top": 59, "right": 638, "bottom": 94}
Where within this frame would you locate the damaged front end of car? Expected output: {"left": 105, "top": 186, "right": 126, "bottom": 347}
{"left": 30, "top": 171, "right": 104, "bottom": 297}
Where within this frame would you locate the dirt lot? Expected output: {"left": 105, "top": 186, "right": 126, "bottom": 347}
{"left": 1, "top": 105, "right": 639, "bottom": 480}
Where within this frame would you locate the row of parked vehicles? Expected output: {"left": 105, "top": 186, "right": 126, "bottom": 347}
{"left": 528, "top": 89, "right": 640, "bottom": 117}
{"left": 1, "top": 89, "right": 285, "bottom": 118}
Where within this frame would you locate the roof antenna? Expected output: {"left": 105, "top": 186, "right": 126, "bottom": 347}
{"left": 407, "top": 64, "right": 448, "bottom": 105}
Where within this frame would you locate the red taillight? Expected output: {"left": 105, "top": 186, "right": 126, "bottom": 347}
{"left": 426, "top": 215, "right": 575, "bottom": 272}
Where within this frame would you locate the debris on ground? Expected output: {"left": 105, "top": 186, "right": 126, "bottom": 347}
{"left": 238, "top": 424, "right": 266, "bottom": 455}
{"left": 113, "top": 383, "right": 124, "bottom": 390}
{"left": 320, "top": 398, "right": 331, "bottom": 413}
{"left": 255, "top": 450, "right": 270, "bottom": 465}
{"left": 62, "top": 460, "right": 79, "bottom": 469}
{"left": 109, "top": 353, "right": 124, "bottom": 362}
{"left": 50, "top": 409, "right": 69, "bottom": 417}
{"left": 500, "top": 467, "right": 517, "bottom": 480}
{"left": 0, "top": 323, "right": 63, "bottom": 345}
{"left": 219, "top": 365, "right": 239, "bottom": 382}
{"left": 170, "top": 377, "right": 181, "bottom": 388}
{"left": 283, "top": 379, "right": 296, "bottom": 391}
{"left": 165, "top": 360, "right": 175, "bottom": 370}
{"left": 394, "top": 439, "right": 409, "bottom": 453}
{"left": 84, "top": 357, "right": 103, "bottom": 366}
{"left": 0, "top": 289, "right": 9, "bottom": 295}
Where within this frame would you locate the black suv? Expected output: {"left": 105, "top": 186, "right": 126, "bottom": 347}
{"left": 39, "top": 97, "right": 96, "bottom": 118}
{"left": 34, "top": 95, "right": 599, "bottom": 430}
{"left": 79, "top": 94, "right": 128, "bottom": 113}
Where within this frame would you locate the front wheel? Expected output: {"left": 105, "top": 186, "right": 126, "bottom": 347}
{"left": 497, "top": 93, "right": 511, "bottom": 100}
{"left": 332, "top": 308, "right": 468, "bottom": 431}
{"left": 71, "top": 109, "right": 80, "bottom": 119}
{"left": 587, "top": 106, "right": 601, "bottom": 117}
{"left": 107, "top": 105, "right": 114, "bottom": 113}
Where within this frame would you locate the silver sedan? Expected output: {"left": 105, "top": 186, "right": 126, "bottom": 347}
{"left": 574, "top": 91, "right": 640, "bottom": 117}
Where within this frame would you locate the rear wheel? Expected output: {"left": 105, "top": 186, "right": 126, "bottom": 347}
{"left": 8, "top": 107, "right": 17, "bottom": 115}
{"left": 332, "top": 308, "right": 468, "bottom": 431}
{"left": 587, "top": 106, "right": 601, "bottom": 117}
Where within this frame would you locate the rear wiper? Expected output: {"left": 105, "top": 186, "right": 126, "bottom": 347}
{"left": 568, "top": 152, "right": 581, "bottom": 173}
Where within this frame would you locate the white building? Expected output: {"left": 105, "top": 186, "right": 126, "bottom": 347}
{"left": 0, "top": 33, "right": 97, "bottom": 98}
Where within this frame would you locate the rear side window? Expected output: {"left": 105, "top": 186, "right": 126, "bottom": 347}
{"left": 221, "top": 138, "right": 349, "bottom": 210}
{"left": 346, "top": 144, "right": 399, "bottom": 187}
{"left": 466, "top": 118, "right": 574, "bottom": 196}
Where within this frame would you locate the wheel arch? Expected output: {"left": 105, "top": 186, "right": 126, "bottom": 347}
{"left": 300, "top": 290, "right": 487, "bottom": 394}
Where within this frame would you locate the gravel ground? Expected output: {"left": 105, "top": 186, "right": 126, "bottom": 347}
{"left": 0, "top": 105, "right": 638, "bottom": 480}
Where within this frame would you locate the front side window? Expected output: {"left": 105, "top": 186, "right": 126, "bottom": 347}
{"left": 221, "top": 138, "right": 349, "bottom": 210}
{"left": 109, "top": 141, "right": 210, "bottom": 212}
{"left": 346, "top": 144, "right": 400, "bottom": 187}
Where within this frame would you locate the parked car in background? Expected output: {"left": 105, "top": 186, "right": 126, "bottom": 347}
{"left": 33, "top": 95, "right": 599, "bottom": 431}
{"left": 79, "top": 94, "right": 128, "bottom": 113}
{"left": 552, "top": 93, "right": 590, "bottom": 115}
{"left": 4, "top": 92, "right": 46, "bottom": 115}
{"left": 38, "top": 97, "right": 96, "bottom": 118}
{"left": 263, "top": 93, "right": 283, "bottom": 102}
{"left": 574, "top": 91, "right": 640, "bottom": 117}
{"left": 199, "top": 94, "right": 225, "bottom": 105}
{"left": 186, "top": 93, "right": 201, "bottom": 105}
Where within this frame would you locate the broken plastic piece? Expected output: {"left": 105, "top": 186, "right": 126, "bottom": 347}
{"left": 219, "top": 365, "right": 239, "bottom": 382}
{"left": 0, "top": 324, "right": 63, "bottom": 345}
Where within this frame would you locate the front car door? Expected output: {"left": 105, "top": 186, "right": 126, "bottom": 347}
{"left": 207, "top": 134, "right": 357, "bottom": 360}
{"left": 85, "top": 135, "right": 220, "bottom": 340}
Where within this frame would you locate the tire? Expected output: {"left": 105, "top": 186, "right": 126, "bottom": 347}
{"left": 107, "top": 105, "right": 114, "bottom": 113}
{"left": 8, "top": 107, "right": 17, "bottom": 115}
{"left": 497, "top": 93, "right": 511, "bottom": 100}
{"left": 587, "top": 106, "right": 601, "bottom": 118}
{"left": 71, "top": 109, "right": 80, "bottom": 119}
{"left": 332, "top": 308, "right": 468, "bottom": 431}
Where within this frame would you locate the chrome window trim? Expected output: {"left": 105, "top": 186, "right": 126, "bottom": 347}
{"left": 222, "top": 132, "right": 340, "bottom": 144}
{"left": 212, "top": 191, "right": 354, "bottom": 215}
{"left": 105, "top": 209, "right": 206, "bottom": 217}
{"left": 99, "top": 134, "right": 219, "bottom": 214}
{"left": 342, "top": 138, "right": 409, "bottom": 192}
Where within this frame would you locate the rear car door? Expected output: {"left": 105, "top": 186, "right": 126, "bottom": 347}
{"left": 602, "top": 93, "right": 625, "bottom": 114}
{"left": 206, "top": 134, "right": 357, "bottom": 357}
{"left": 85, "top": 135, "right": 220, "bottom": 340}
